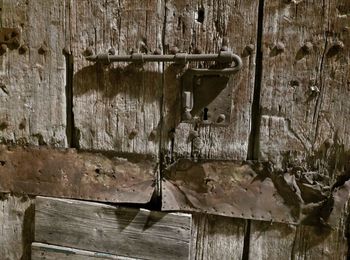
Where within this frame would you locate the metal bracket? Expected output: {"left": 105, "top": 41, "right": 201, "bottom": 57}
{"left": 182, "top": 66, "right": 241, "bottom": 125}
{"left": 86, "top": 50, "right": 242, "bottom": 126}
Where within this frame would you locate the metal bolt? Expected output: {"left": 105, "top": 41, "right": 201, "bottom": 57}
{"left": 217, "top": 114, "right": 226, "bottom": 123}
{"left": 38, "top": 44, "right": 48, "bottom": 55}
{"left": 153, "top": 48, "right": 162, "bottom": 55}
{"left": 245, "top": 44, "right": 255, "bottom": 55}
{"left": 0, "top": 44, "right": 7, "bottom": 55}
{"left": 193, "top": 46, "right": 202, "bottom": 54}
{"left": 169, "top": 46, "right": 179, "bottom": 54}
{"left": 333, "top": 41, "right": 345, "bottom": 51}
{"left": 302, "top": 42, "right": 313, "bottom": 54}
{"left": 108, "top": 47, "right": 116, "bottom": 55}
{"left": 19, "top": 44, "right": 28, "bottom": 54}
{"left": 276, "top": 42, "right": 285, "bottom": 52}
{"left": 83, "top": 47, "right": 93, "bottom": 56}
{"left": 129, "top": 128, "right": 138, "bottom": 139}
{"left": 149, "top": 129, "right": 157, "bottom": 140}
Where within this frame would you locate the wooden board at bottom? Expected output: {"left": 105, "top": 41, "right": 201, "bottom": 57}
{"left": 32, "top": 243, "right": 132, "bottom": 260}
{"left": 34, "top": 196, "right": 192, "bottom": 260}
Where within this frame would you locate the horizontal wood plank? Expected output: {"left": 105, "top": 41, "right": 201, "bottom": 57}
{"left": 31, "top": 243, "right": 132, "bottom": 260}
{"left": 35, "top": 196, "right": 191, "bottom": 260}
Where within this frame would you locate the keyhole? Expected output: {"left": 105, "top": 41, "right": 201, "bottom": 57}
{"left": 197, "top": 7, "right": 205, "bottom": 23}
{"left": 203, "top": 108, "right": 209, "bottom": 120}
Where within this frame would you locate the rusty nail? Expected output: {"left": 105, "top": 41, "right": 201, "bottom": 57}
{"left": 38, "top": 44, "right": 48, "bottom": 55}
{"left": 108, "top": 47, "right": 116, "bottom": 55}
{"left": 194, "top": 46, "right": 202, "bottom": 54}
{"left": 19, "top": 44, "right": 28, "bottom": 54}
{"left": 149, "top": 129, "right": 157, "bottom": 140}
{"left": 169, "top": 46, "right": 179, "bottom": 54}
{"left": 217, "top": 114, "right": 226, "bottom": 123}
{"left": 129, "top": 128, "right": 138, "bottom": 139}
{"left": 0, "top": 44, "right": 7, "bottom": 54}
{"left": 276, "top": 42, "right": 285, "bottom": 52}
{"left": 333, "top": 41, "right": 345, "bottom": 51}
{"left": 153, "top": 48, "right": 162, "bottom": 55}
{"left": 302, "top": 42, "right": 313, "bottom": 53}
{"left": 245, "top": 44, "right": 255, "bottom": 55}
{"left": 83, "top": 47, "right": 93, "bottom": 56}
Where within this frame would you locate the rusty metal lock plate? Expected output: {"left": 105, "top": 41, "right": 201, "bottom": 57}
{"left": 181, "top": 68, "right": 235, "bottom": 125}
{"left": 0, "top": 28, "right": 21, "bottom": 48}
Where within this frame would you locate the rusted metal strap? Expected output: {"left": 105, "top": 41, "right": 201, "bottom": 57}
{"left": 0, "top": 145, "right": 156, "bottom": 203}
{"left": 162, "top": 159, "right": 350, "bottom": 227}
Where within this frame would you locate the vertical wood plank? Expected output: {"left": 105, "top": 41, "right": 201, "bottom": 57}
{"left": 0, "top": 194, "right": 35, "bottom": 260}
{"left": 0, "top": 0, "right": 69, "bottom": 146}
{"left": 252, "top": 0, "right": 350, "bottom": 259}
{"left": 162, "top": 0, "right": 260, "bottom": 161}
{"left": 71, "top": 0, "right": 164, "bottom": 155}
{"left": 190, "top": 214, "right": 246, "bottom": 260}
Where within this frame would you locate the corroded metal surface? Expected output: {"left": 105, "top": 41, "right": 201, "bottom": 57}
{"left": 162, "top": 159, "right": 350, "bottom": 226}
{"left": 0, "top": 145, "right": 156, "bottom": 203}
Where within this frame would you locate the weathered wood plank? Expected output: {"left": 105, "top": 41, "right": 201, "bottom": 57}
{"left": 35, "top": 196, "right": 192, "bottom": 260}
{"left": 32, "top": 243, "right": 133, "bottom": 260}
{"left": 0, "top": 194, "right": 35, "bottom": 260}
{"left": 259, "top": 0, "right": 350, "bottom": 172}
{"left": 71, "top": 0, "right": 164, "bottom": 155}
{"left": 0, "top": 145, "right": 156, "bottom": 204}
{"left": 162, "top": 0, "right": 259, "bottom": 161}
{"left": 0, "top": 0, "right": 69, "bottom": 146}
{"left": 249, "top": 219, "right": 348, "bottom": 260}
{"left": 190, "top": 214, "right": 246, "bottom": 260}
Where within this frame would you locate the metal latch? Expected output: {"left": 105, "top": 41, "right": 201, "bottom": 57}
{"left": 86, "top": 50, "right": 242, "bottom": 125}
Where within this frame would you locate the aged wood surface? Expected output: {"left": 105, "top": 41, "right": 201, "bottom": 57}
{"left": 0, "top": 0, "right": 69, "bottom": 146}
{"left": 32, "top": 243, "right": 132, "bottom": 260}
{"left": 0, "top": 194, "right": 35, "bottom": 260}
{"left": 190, "top": 214, "right": 246, "bottom": 260}
{"left": 35, "top": 196, "right": 192, "bottom": 260}
{"left": 253, "top": 0, "right": 350, "bottom": 259}
{"left": 249, "top": 219, "right": 348, "bottom": 260}
{"left": 162, "top": 0, "right": 259, "bottom": 161}
{"left": 71, "top": 0, "right": 163, "bottom": 155}
{"left": 0, "top": 145, "right": 156, "bottom": 203}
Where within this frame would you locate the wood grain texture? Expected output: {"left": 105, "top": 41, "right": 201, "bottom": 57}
{"left": 35, "top": 196, "right": 192, "bottom": 260}
{"left": 0, "top": 194, "right": 35, "bottom": 260}
{"left": 0, "top": 0, "right": 69, "bottom": 146}
{"left": 249, "top": 219, "right": 348, "bottom": 260}
{"left": 71, "top": 0, "right": 164, "bottom": 155}
{"left": 32, "top": 243, "right": 133, "bottom": 260}
{"left": 259, "top": 0, "right": 350, "bottom": 172}
{"left": 161, "top": 0, "right": 259, "bottom": 161}
{"left": 190, "top": 214, "right": 246, "bottom": 260}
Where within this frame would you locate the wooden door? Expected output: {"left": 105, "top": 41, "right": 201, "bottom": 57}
{"left": 0, "top": 0, "right": 349, "bottom": 259}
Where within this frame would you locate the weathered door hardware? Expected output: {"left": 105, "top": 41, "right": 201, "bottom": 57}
{"left": 86, "top": 51, "right": 242, "bottom": 66}
{"left": 0, "top": 28, "right": 21, "bottom": 53}
{"left": 86, "top": 51, "right": 242, "bottom": 126}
